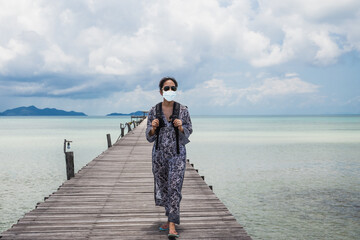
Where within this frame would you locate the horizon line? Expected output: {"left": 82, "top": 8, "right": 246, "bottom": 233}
{"left": 1, "top": 113, "right": 360, "bottom": 117}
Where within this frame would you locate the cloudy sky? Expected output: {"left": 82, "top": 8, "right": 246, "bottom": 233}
{"left": 0, "top": 0, "right": 359, "bottom": 115}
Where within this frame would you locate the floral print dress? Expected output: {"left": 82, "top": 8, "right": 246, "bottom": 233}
{"left": 146, "top": 103, "right": 192, "bottom": 224}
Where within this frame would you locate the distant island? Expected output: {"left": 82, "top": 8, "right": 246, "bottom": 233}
{"left": 0, "top": 106, "right": 147, "bottom": 116}
{"left": 0, "top": 106, "right": 87, "bottom": 116}
{"left": 107, "top": 111, "right": 145, "bottom": 116}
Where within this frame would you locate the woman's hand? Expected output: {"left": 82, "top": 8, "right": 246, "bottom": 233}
{"left": 152, "top": 119, "right": 159, "bottom": 130}
{"left": 173, "top": 119, "right": 184, "bottom": 132}
{"left": 149, "top": 119, "right": 160, "bottom": 137}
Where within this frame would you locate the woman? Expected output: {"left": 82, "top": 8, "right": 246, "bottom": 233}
{"left": 146, "top": 77, "right": 193, "bottom": 238}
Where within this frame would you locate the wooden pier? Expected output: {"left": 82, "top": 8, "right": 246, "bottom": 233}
{"left": 0, "top": 120, "right": 251, "bottom": 239}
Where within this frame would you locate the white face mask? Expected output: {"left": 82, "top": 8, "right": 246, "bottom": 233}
{"left": 163, "top": 90, "right": 176, "bottom": 102}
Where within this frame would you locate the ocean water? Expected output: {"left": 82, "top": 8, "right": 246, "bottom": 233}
{"left": 0, "top": 116, "right": 131, "bottom": 233}
{"left": 1, "top": 115, "right": 359, "bottom": 239}
{"left": 187, "top": 116, "right": 360, "bottom": 240}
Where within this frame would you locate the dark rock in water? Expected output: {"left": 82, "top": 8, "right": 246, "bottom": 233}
{"left": 107, "top": 112, "right": 127, "bottom": 116}
{"left": 0, "top": 105, "right": 87, "bottom": 116}
{"left": 107, "top": 111, "right": 144, "bottom": 116}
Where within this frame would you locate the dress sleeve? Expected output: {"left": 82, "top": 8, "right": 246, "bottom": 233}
{"left": 145, "top": 106, "right": 157, "bottom": 143}
{"left": 179, "top": 106, "right": 193, "bottom": 145}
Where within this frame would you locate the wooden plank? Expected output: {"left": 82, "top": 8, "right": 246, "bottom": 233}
{"left": 0, "top": 119, "right": 251, "bottom": 239}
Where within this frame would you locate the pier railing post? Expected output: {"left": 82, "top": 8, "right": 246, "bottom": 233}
{"left": 63, "top": 139, "right": 74, "bottom": 180}
{"left": 107, "top": 134, "right": 112, "bottom": 148}
{"left": 127, "top": 122, "right": 131, "bottom": 132}
{"left": 65, "top": 152, "right": 74, "bottom": 180}
{"left": 120, "top": 124, "right": 125, "bottom": 137}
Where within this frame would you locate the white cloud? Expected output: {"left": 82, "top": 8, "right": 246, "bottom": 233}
{"left": 88, "top": 29, "right": 186, "bottom": 75}
{"left": 310, "top": 31, "right": 344, "bottom": 65}
{"left": 0, "top": 0, "right": 358, "bottom": 115}
{"left": 0, "top": 84, "right": 160, "bottom": 115}
{"left": 285, "top": 73, "right": 298, "bottom": 78}
{"left": 250, "top": 43, "right": 293, "bottom": 67}
{"left": 76, "top": 27, "right": 111, "bottom": 48}
{"left": 178, "top": 75, "right": 320, "bottom": 109}
{"left": 0, "top": 75, "right": 320, "bottom": 114}
{"left": 252, "top": 0, "right": 360, "bottom": 65}
{"left": 247, "top": 77, "right": 319, "bottom": 103}
{"left": 0, "top": 0, "right": 358, "bottom": 77}
{"left": 42, "top": 44, "right": 80, "bottom": 72}
{"left": 0, "top": 45, "right": 16, "bottom": 71}
{"left": 0, "top": 39, "right": 30, "bottom": 72}
{"left": 0, "top": 81, "right": 47, "bottom": 95}
{"left": 258, "top": 0, "right": 360, "bottom": 21}
{"left": 49, "top": 83, "right": 95, "bottom": 96}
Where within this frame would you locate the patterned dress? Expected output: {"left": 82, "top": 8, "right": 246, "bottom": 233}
{"left": 146, "top": 103, "right": 193, "bottom": 224}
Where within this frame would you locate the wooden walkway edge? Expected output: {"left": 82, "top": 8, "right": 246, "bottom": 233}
{"left": 0, "top": 120, "right": 252, "bottom": 239}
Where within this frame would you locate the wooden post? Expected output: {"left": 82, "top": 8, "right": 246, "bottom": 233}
{"left": 209, "top": 185, "right": 213, "bottom": 190}
{"left": 127, "top": 122, "right": 131, "bottom": 132}
{"left": 107, "top": 134, "right": 112, "bottom": 148}
{"left": 201, "top": 176, "right": 205, "bottom": 180}
{"left": 121, "top": 127, "right": 125, "bottom": 137}
{"left": 120, "top": 123, "right": 125, "bottom": 137}
{"left": 64, "top": 139, "right": 74, "bottom": 180}
{"left": 133, "top": 120, "right": 136, "bottom": 128}
{"left": 65, "top": 152, "right": 74, "bottom": 180}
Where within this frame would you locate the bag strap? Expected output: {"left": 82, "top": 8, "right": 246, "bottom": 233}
{"left": 155, "top": 102, "right": 163, "bottom": 150}
{"left": 170, "top": 102, "right": 180, "bottom": 154}
{"left": 155, "top": 101, "right": 181, "bottom": 154}
{"left": 170, "top": 101, "right": 180, "bottom": 120}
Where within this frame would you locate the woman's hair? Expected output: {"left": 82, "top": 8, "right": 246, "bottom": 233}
{"left": 159, "top": 76, "right": 178, "bottom": 90}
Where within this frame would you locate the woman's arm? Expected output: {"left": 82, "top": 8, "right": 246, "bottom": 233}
{"left": 145, "top": 107, "right": 157, "bottom": 142}
{"left": 177, "top": 106, "right": 192, "bottom": 145}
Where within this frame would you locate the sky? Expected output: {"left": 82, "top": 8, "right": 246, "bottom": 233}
{"left": 0, "top": 0, "right": 359, "bottom": 115}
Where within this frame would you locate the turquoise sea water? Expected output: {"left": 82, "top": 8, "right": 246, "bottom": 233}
{"left": 0, "top": 115, "right": 359, "bottom": 239}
